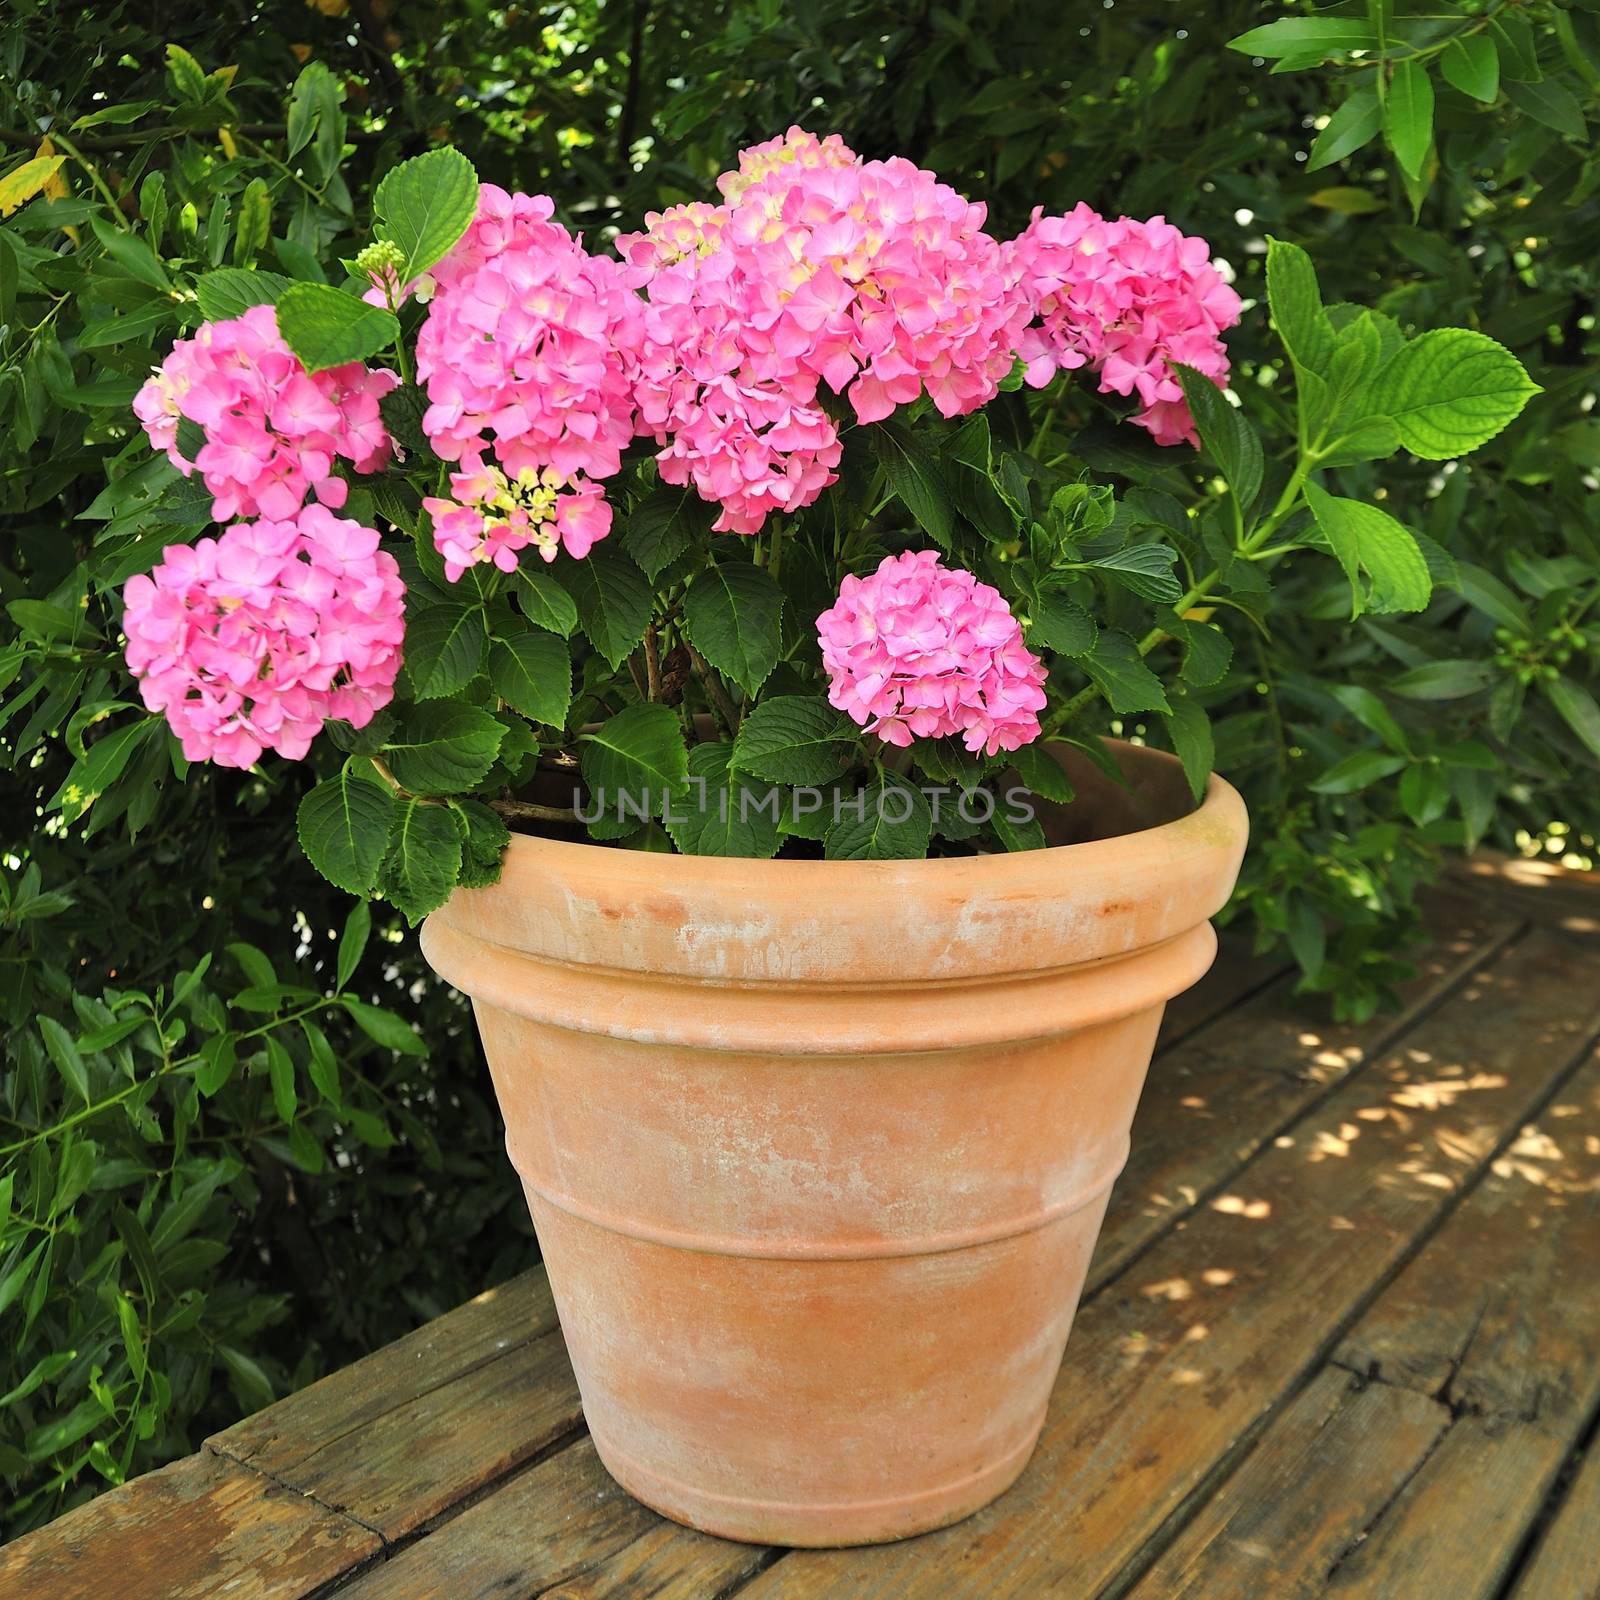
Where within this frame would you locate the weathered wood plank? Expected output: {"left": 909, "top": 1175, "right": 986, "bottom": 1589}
{"left": 512, "top": 1518, "right": 768, "bottom": 1600}
{"left": 734, "top": 930, "right": 1600, "bottom": 1598}
{"left": 211, "top": 1268, "right": 558, "bottom": 1472}
{"left": 1449, "top": 849, "right": 1600, "bottom": 938}
{"left": 1090, "top": 894, "right": 1518, "bottom": 1292}
{"left": 1510, "top": 1437, "right": 1600, "bottom": 1600}
{"left": 1335, "top": 1048, "right": 1600, "bottom": 1434}
{"left": 331, "top": 1438, "right": 660, "bottom": 1600}
{"left": 1122, "top": 1368, "right": 1449, "bottom": 1599}
{"left": 1125, "top": 1047, "right": 1600, "bottom": 1600}
{"left": 0, "top": 1450, "right": 379, "bottom": 1600}
{"left": 1321, "top": 1417, "right": 1569, "bottom": 1598}
{"left": 215, "top": 1320, "right": 583, "bottom": 1542}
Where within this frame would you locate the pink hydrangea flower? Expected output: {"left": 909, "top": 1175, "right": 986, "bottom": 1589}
{"left": 122, "top": 506, "right": 405, "bottom": 768}
{"left": 623, "top": 130, "right": 1029, "bottom": 534}
{"left": 816, "top": 550, "right": 1048, "bottom": 756}
{"left": 423, "top": 454, "right": 612, "bottom": 581}
{"left": 412, "top": 185, "right": 641, "bottom": 560}
{"left": 1005, "top": 205, "right": 1241, "bottom": 447}
{"left": 133, "top": 304, "right": 399, "bottom": 521}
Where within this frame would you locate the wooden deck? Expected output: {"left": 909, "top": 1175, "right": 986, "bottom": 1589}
{"left": 6, "top": 856, "right": 1600, "bottom": 1599}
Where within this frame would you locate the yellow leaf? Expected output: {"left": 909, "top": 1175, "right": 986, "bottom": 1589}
{"left": 290, "top": 43, "right": 314, "bottom": 63}
{"left": 0, "top": 153, "right": 67, "bottom": 217}
{"left": 1308, "top": 186, "right": 1386, "bottom": 216}
{"left": 217, "top": 127, "right": 238, "bottom": 160}
{"left": 38, "top": 137, "right": 70, "bottom": 203}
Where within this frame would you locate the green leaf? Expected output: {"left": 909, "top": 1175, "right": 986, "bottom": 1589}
{"left": 1489, "top": 14, "right": 1540, "bottom": 81}
{"left": 1028, "top": 593, "right": 1097, "bottom": 656}
{"left": 489, "top": 630, "right": 571, "bottom": 727}
{"left": 1441, "top": 35, "right": 1499, "bottom": 103}
{"left": 218, "top": 1346, "right": 276, "bottom": 1415}
{"left": 1174, "top": 618, "right": 1233, "bottom": 687}
{"left": 622, "top": 489, "right": 706, "bottom": 580}
{"left": 1309, "top": 749, "right": 1408, "bottom": 794}
{"left": 404, "top": 604, "right": 486, "bottom": 701}
{"left": 1008, "top": 742, "right": 1075, "bottom": 804}
{"left": 664, "top": 743, "right": 782, "bottom": 858}
{"left": 871, "top": 421, "right": 955, "bottom": 547}
{"left": 1265, "top": 238, "right": 1336, "bottom": 376}
{"left": 1329, "top": 684, "right": 1410, "bottom": 754}
{"left": 579, "top": 703, "right": 689, "bottom": 822}
{"left": 383, "top": 705, "right": 506, "bottom": 794}
{"left": 682, "top": 561, "right": 786, "bottom": 696}
{"left": 90, "top": 214, "right": 170, "bottom": 290}
{"left": 380, "top": 798, "right": 462, "bottom": 923}
{"left": 48, "top": 717, "right": 159, "bottom": 824}
{"left": 267, "top": 1036, "right": 298, "bottom": 1123}
{"left": 343, "top": 998, "right": 426, "bottom": 1056}
{"left": 1373, "top": 330, "right": 1538, "bottom": 459}
{"left": 1304, "top": 482, "right": 1432, "bottom": 616}
{"left": 452, "top": 798, "right": 511, "bottom": 887}
{"left": 194, "top": 267, "right": 294, "bottom": 322}
{"left": 732, "top": 695, "right": 857, "bottom": 785}
{"left": 0, "top": 1350, "right": 77, "bottom": 1411}
{"left": 1228, "top": 19, "right": 1376, "bottom": 57}
{"left": 297, "top": 764, "right": 395, "bottom": 895}
{"left": 1546, "top": 676, "right": 1600, "bottom": 765}
{"left": 39, "top": 1018, "right": 89, "bottom": 1104}
{"left": 1083, "top": 631, "right": 1171, "bottom": 714}
{"left": 513, "top": 567, "right": 579, "bottom": 637}
{"left": 1086, "top": 542, "right": 1183, "bottom": 605}
{"left": 1165, "top": 698, "right": 1213, "bottom": 803}
{"left": 373, "top": 147, "right": 480, "bottom": 282}
{"left": 565, "top": 551, "right": 652, "bottom": 669}
{"left": 1308, "top": 84, "right": 1383, "bottom": 171}
{"left": 275, "top": 284, "right": 399, "bottom": 374}
{"left": 824, "top": 775, "right": 933, "bottom": 860}
{"left": 1389, "top": 660, "right": 1496, "bottom": 700}
{"left": 336, "top": 899, "right": 370, "bottom": 991}
{"left": 1399, "top": 763, "right": 1450, "bottom": 827}
{"left": 1504, "top": 78, "right": 1588, "bottom": 140}
{"left": 1384, "top": 60, "right": 1435, "bottom": 181}
{"left": 1175, "top": 364, "right": 1262, "bottom": 509}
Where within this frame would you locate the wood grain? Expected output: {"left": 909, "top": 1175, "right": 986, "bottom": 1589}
{"left": 0, "top": 1450, "right": 378, "bottom": 1600}
{"left": 1510, "top": 1437, "right": 1600, "bottom": 1600}
{"left": 736, "top": 931, "right": 1600, "bottom": 1598}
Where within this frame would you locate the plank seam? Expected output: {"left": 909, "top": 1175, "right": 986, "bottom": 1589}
{"left": 1493, "top": 1387, "right": 1600, "bottom": 1600}
{"left": 1092, "top": 1004, "right": 1600, "bottom": 1600}
{"left": 1084, "top": 918, "right": 1530, "bottom": 1302}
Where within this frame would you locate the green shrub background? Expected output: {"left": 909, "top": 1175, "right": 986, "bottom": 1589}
{"left": 3, "top": 0, "right": 1597, "bottom": 1534}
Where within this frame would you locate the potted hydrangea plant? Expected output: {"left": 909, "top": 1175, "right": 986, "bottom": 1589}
{"left": 113, "top": 130, "right": 1534, "bottom": 1545}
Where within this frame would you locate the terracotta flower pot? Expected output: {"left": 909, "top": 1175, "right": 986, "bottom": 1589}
{"left": 420, "top": 742, "right": 1247, "bottom": 1547}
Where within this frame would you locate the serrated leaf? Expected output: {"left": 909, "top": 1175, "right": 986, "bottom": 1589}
{"left": 1083, "top": 632, "right": 1171, "bottom": 714}
{"left": 1176, "top": 365, "right": 1262, "bottom": 509}
{"left": 379, "top": 798, "right": 462, "bottom": 923}
{"left": 664, "top": 743, "right": 782, "bottom": 858}
{"left": 1305, "top": 482, "right": 1432, "bottom": 616}
{"left": 1165, "top": 697, "right": 1213, "bottom": 803}
{"left": 824, "top": 775, "right": 933, "bottom": 860}
{"left": 1087, "top": 542, "right": 1184, "bottom": 605}
{"left": 373, "top": 147, "right": 480, "bottom": 283}
{"left": 1373, "top": 330, "right": 1538, "bottom": 459}
{"left": 513, "top": 567, "right": 579, "bottom": 637}
{"left": 1384, "top": 59, "right": 1435, "bottom": 181}
{"left": 622, "top": 489, "right": 706, "bottom": 579}
{"left": 404, "top": 605, "right": 485, "bottom": 700}
{"left": 1441, "top": 34, "right": 1499, "bottom": 103}
{"left": 578, "top": 703, "right": 688, "bottom": 820}
{"left": 1174, "top": 617, "right": 1233, "bottom": 687}
{"left": 489, "top": 630, "right": 571, "bottom": 727}
{"left": 194, "top": 267, "right": 293, "bottom": 322}
{"left": 1008, "top": 742, "right": 1075, "bottom": 804}
{"left": 1265, "top": 238, "right": 1336, "bottom": 376}
{"left": 682, "top": 561, "right": 786, "bottom": 696}
{"left": 565, "top": 550, "right": 652, "bottom": 669}
{"left": 1028, "top": 593, "right": 1097, "bottom": 656}
{"left": 871, "top": 422, "right": 954, "bottom": 547}
{"left": 382, "top": 704, "right": 506, "bottom": 794}
{"left": 297, "top": 764, "right": 395, "bottom": 895}
{"left": 275, "top": 283, "right": 399, "bottom": 374}
{"left": 451, "top": 798, "right": 510, "bottom": 887}
{"left": 732, "top": 695, "right": 857, "bottom": 785}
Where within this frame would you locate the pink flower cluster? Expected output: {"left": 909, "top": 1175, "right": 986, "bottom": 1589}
{"left": 413, "top": 185, "right": 641, "bottom": 572}
{"left": 424, "top": 456, "right": 611, "bottom": 581}
{"left": 1006, "top": 205, "right": 1241, "bottom": 447}
{"left": 816, "top": 550, "right": 1048, "bottom": 756}
{"left": 122, "top": 506, "right": 404, "bottom": 768}
{"left": 620, "top": 128, "right": 1029, "bottom": 534}
{"left": 133, "top": 304, "right": 398, "bottom": 521}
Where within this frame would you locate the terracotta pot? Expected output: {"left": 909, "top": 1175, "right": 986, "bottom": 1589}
{"left": 420, "top": 742, "right": 1247, "bottom": 1547}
